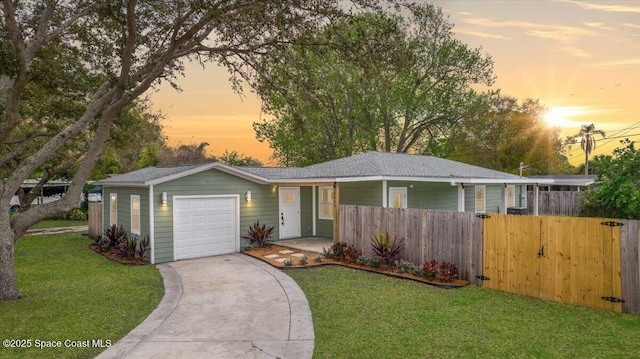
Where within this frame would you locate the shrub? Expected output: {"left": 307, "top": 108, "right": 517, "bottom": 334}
{"left": 343, "top": 245, "right": 360, "bottom": 263}
{"left": 283, "top": 258, "right": 294, "bottom": 266}
{"left": 368, "top": 257, "right": 381, "bottom": 268}
{"left": 422, "top": 260, "right": 439, "bottom": 281}
{"left": 395, "top": 259, "right": 418, "bottom": 274}
{"left": 104, "top": 224, "right": 127, "bottom": 248}
{"left": 119, "top": 237, "right": 138, "bottom": 259}
{"left": 242, "top": 221, "right": 275, "bottom": 248}
{"left": 422, "top": 260, "right": 460, "bottom": 282}
{"left": 438, "top": 261, "right": 459, "bottom": 282}
{"left": 299, "top": 255, "right": 308, "bottom": 265}
{"left": 325, "top": 242, "right": 359, "bottom": 262}
{"left": 314, "top": 253, "right": 324, "bottom": 262}
{"left": 326, "top": 242, "right": 347, "bottom": 259}
{"left": 371, "top": 233, "right": 404, "bottom": 265}
{"left": 136, "top": 234, "right": 150, "bottom": 260}
{"left": 64, "top": 208, "right": 88, "bottom": 221}
{"left": 356, "top": 255, "right": 370, "bottom": 266}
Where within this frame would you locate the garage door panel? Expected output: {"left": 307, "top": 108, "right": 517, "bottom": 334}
{"left": 173, "top": 196, "right": 239, "bottom": 260}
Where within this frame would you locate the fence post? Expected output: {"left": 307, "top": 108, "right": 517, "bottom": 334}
{"left": 88, "top": 202, "right": 103, "bottom": 239}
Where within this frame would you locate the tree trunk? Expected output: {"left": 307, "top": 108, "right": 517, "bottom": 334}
{"left": 584, "top": 149, "right": 589, "bottom": 175}
{"left": 0, "top": 227, "right": 20, "bottom": 301}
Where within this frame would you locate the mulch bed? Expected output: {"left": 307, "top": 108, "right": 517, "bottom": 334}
{"left": 243, "top": 245, "right": 469, "bottom": 288}
{"left": 89, "top": 244, "right": 150, "bottom": 265}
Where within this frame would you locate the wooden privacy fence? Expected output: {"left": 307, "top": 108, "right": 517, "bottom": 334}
{"left": 339, "top": 205, "right": 484, "bottom": 286}
{"left": 527, "top": 191, "right": 584, "bottom": 216}
{"left": 483, "top": 214, "right": 624, "bottom": 312}
{"left": 339, "top": 205, "right": 640, "bottom": 315}
{"left": 88, "top": 202, "right": 103, "bottom": 239}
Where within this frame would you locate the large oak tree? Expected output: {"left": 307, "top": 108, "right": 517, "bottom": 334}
{"left": 253, "top": 3, "right": 495, "bottom": 166}
{"left": 0, "top": 0, "right": 396, "bottom": 300}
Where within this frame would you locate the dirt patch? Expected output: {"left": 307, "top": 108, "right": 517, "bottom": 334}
{"left": 243, "top": 245, "right": 469, "bottom": 288}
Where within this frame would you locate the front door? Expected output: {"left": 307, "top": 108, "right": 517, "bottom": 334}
{"left": 279, "top": 187, "right": 301, "bottom": 239}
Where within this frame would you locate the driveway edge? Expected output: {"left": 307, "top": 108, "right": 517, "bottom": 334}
{"left": 95, "top": 264, "right": 183, "bottom": 359}
{"left": 234, "top": 253, "right": 315, "bottom": 358}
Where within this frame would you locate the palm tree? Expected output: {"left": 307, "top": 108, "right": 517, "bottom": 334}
{"left": 571, "top": 124, "right": 605, "bottom": 175}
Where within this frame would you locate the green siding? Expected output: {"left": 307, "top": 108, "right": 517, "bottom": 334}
{"left": 388, "top": 181, "right": 458, "bottom": 211}
{"left": 300, "top": 186, "right": 313, "bottom": 237}
{"left": 101, "top": 187, "right": 150, "bottom": 240}
{"left": 465, "top": 185, "right": 504, "bottom": 213}
{"left": 340, "top": 182, "right": 383, "bottom": 206}
{"left": 153, "top": 169, "right": 279, "bottom": 263}
{"left": 486, "top": 185, "right": 502, "bottom": 213}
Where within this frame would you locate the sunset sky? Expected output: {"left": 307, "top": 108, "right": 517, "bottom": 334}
{"left": 149, "top": 0, "right": 640, "bottom": 168}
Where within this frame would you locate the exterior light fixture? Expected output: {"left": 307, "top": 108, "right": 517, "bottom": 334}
{"left": 246, "top": 191, "right": 252, "bottom": 201}
{"left": 161, "top": 192, "right": 167, "bottom": 204}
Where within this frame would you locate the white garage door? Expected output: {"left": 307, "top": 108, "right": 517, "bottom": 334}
{"left": 173, "top": 196, "right": 239, "bottom": 260}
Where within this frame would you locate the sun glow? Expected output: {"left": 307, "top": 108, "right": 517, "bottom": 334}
{"left": 543, "top": 106, "right": 595, "bottom": 129}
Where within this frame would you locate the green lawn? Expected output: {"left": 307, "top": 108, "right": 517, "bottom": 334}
{"left": 287, "top": 266, "right": 640, "bottom": 359}
{"left": 29, "top": 219, "right": 88, "bottom": 230}
{"left": 0, "top": 234, "right": 163, "bottom": 359}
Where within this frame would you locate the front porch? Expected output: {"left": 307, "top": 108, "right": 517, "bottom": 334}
{"left": 277, "top": 237, "right": 334, "bottom": 253}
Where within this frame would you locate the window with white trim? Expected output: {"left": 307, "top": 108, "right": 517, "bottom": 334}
{"left": 319, "top": 186, "right": 334, "bottom": 220}
{"left": 475, "top": 185, "right": 486, "bottom": 213}
{"left": 110, "top": 193, "right": 117, "bottom": 226}
{"left": 506, "top": 185, "right": 515, "bottom": 208}
{"left": 131, "top": 195, "right": 141, "bottom": 235}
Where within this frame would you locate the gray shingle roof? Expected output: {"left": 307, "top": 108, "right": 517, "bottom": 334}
{"left": 98, "top": 152, "right": 523, "bottom": 186}
{"left": 300, "top": 151, "right": 521, "bottom": 179}
{"left": 241, "top": 152, "right": 520, "bottom": 180}
{"left": 96, "top": 163, "right": 210, "bottom": 185}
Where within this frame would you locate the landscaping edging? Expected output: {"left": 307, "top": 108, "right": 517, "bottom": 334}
{"left": 89, "top": 244, "right": 151, "bottom": 266}
{"left": 242, "top": 245, "right": 469, "bottom": 289}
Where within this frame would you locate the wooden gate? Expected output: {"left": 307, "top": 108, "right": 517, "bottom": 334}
{"left": 483, "top": 214, "right": 622, "bottom": 312}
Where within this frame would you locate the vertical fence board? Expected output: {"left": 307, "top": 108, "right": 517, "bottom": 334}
{"left": 527, "top": 191, "right": 584, "bottom": 216}
{"left": 339, "top": 205, "right": 482, "bottom": 282}
{"left": 620, "top": 220, "right": 640, "bottom": 314}
{"left": 88, "top": 202, "right": 103, "bottom": 239}
{"left": 339, "top": 205, "right": 636, "bottom": 314}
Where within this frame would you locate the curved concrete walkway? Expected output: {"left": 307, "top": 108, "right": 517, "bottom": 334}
{"left": 96, "top": 253, "right": 314, "bottom": 359}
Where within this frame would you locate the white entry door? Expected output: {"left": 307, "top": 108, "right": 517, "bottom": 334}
{"left": 388, "top": 187, "right": 408, "bottom": 208}
{"left": 279, "top": 187, "right": 301, "bottom": 239}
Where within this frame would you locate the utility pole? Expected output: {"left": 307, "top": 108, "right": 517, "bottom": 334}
{"left": 519, "top": 162, "right": 528, "bottom": 177}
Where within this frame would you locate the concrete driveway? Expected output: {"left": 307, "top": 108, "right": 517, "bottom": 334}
{"left": 96, "top": 253, "right": 314, "bottom": 359}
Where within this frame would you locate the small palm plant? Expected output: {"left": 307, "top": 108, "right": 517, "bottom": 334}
{"left": 243, "top": 221, "right": 275, "bottom": 248}
{"left": 371, "top": 233, "right": 404, "bottom": 265}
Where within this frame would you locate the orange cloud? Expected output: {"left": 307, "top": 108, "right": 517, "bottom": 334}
{"left": 554, "top": 0, "right": 640, "bottom": 13}
{"left": 465, "top": 17, "right": 597, "bottom": 42}
{"left": 454, "top": 28, "right": 511, "bottom": 40}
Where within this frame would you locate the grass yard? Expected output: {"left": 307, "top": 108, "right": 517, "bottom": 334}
{"left": 287, "top": 266, "right": 640, "bottom": 359}
{"left": 0, "top": 234, "right": 163, "bottom": 359}
{"left": 29, "top": 219, "right": 88, "bottom": 230}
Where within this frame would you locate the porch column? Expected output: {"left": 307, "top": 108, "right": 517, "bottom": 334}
{"left": 149, "top": 184, "right": 155, "bottom": 264}
{"left": 382, "top": 180, "right": 388, "bottom": 208}
{"left": 312, "top": 185, "right": 317, "bottom": 236}
{"left": 533, "top": 184, "right": 539, "bottom": 216}
{"left": 501, "top": 184, "right": 507, "bottom": 214}
{"left": 457, "top": 184, "right": 465, "bottom": 212}
{"left": 333, "top": 182, "right": 340, "bottom": 243}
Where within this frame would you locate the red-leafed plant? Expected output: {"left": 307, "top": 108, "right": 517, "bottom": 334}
{"left": 243, "top": 221, "right": 275, "bottom": 248}
{"left": 422, "top": 260, "right": 460, "bottom": 282}
{"left": 343, "top": 245, "right": 361, "bottom": 263}
{"left": 371, "top": 233, "right": 404, "bottom": 265}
